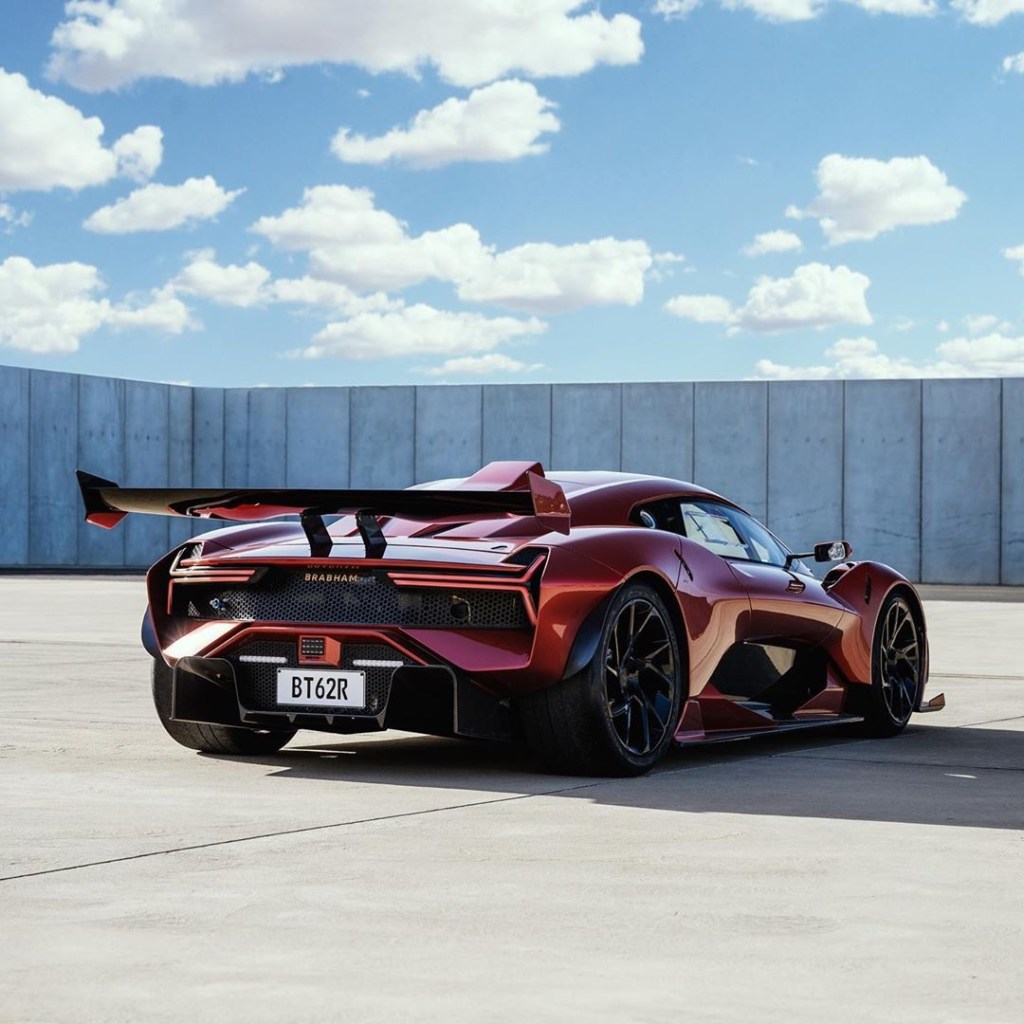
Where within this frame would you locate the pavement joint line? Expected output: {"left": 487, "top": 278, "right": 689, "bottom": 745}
{"left": 0, "top": 762, "right": 712, "bottom": 885}
{"left": 0, "top": 639, "right": 140, "bottom": 649}
{"left": 932, "top": 672, "right": 1024, "bottom": 681}
{"left": 779, "top": 753, "right": 1024, "bottom": 773}
{"left": 946, "top": 714, "right": 1024, "bottom": 729}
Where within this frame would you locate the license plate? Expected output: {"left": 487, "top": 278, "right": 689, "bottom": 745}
{"left": 276, "top": 669, "right": 366, "bottom": 710}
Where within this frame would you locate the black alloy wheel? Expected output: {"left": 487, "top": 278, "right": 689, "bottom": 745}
{"left": 860, "top": 592, "right": 924, "bottom": 737}
{"left": 603, "top": 595, "right": 678, "bottom": 759}
{"left": 519, "top": 582, "right": 684, "bottom": 776}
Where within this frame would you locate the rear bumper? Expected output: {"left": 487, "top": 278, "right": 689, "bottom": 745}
{"left": 170, "top": 647, "right": 514, "bottom": 742}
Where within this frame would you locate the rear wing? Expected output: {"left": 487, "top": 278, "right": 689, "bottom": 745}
{"left": 76, "top": 461, "right": 571, "bottom": 558}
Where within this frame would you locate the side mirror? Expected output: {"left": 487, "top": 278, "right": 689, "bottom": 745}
{"left": 813, "top": 540, "right": 852, "bottom": 563}
{"left": 785, "top": 540, "right": 852, "bottom": 569}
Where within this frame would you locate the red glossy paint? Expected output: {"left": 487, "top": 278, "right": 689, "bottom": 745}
{"left": 85, "top": 462, "right": 938, "bottom": 762}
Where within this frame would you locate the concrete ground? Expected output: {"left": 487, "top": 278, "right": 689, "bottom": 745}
{"left": 0, "top": 578, "right": 1021, "bottom": 1024}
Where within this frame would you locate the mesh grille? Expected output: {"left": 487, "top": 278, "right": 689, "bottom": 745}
{"left": 230, "top": 638, "right": 402, "bottom": 717}
{"left": 180, "top": 569, "right": 528, "bottom": 628}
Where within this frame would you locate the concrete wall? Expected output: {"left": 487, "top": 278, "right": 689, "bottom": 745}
{"left": 1, "top": 366, "right": 1018, "bottom": 584}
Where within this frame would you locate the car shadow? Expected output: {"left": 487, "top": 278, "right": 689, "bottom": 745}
{"left": 205, "top": 718, "right": 1024, "bottom": 832}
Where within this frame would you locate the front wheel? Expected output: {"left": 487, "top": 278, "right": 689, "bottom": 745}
{"left": 519, "top": 582, "right": 684, "bottom": 776}
{"left": 151, "top": 658, "right": 296, "bottom": 755}
{"left": 858, "top": 592, "right": 924, "bottom": 737}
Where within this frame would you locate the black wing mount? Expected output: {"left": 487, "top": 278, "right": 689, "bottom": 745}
{"left": 76, "top": 464, "right": 571, "bottom": 559}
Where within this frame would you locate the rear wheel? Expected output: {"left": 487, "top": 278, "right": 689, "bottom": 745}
{"left": 151, "top": 658, "right": 296, "bottom": 755}
{"left": 520, "top": 582, "right": 683, "bottom": 776}
{"left": 859, "top": 592, "right": 923, "bottom": 737}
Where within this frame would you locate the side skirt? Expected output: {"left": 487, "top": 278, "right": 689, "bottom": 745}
{"left": 674, "top": 712, "right": 865, "bottom": 747}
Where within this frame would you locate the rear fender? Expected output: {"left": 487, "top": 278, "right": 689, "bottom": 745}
{"left": 141, "top": 608, "right": 160, "bottom": 659}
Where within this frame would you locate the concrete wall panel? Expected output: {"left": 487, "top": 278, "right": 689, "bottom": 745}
{"left": 1001, "top": 378, "right": 1024, "bottom": 584}
{"left": 693, "top": 382, "right": 768, "bottom": 521}
{"left": 190, "top": 388, "right": 225, "bottom": 538}
{"left": 192, "top": 388, "right": 225, "bottom": 486}
{"left": 166, "top": 385, "right": 195, "bottom": 548}
{"left": 246, "top": 388, "right": 287, "bottom": 487}
{"left": 286, "top": 388, "right": 350, "bottom": 487}
{"left": 843, "top": 380, "right": 921, "bottom": 576}
{"left": 621, "top": 382, "right": 694, "bottom": 480}
{"left": 77, "top": 375, "right": 125, "bottom": 567}
{"left": 29, "top": 371, "right": 79, "bottom": 565}
{"left": 350, "top": 386, "right": 415, "bottom": 488}
{"left": 416, "top": 386, "right": 482, "bottom": 482}
{"left": 0, "top": 367, "right": 30, "bottom": 565}
{"left": 4, "top": 368, "right": 1024, "bottom": 583}
{"left": 922, "top": 379, "right": 1001, "bottom": 584}
{"left": 551, "top": 384, "right": 621, "bottom": 470}
{"left": 223, "top": 389, "right": 249, "bottom": 485}
{"left": 767, "top": 381, "right": 843, "bottom": 552}
{"left": 124, "top": 381, "right": 170, "bottom": 566}
{"left": 482, "top": 384, "right": 552, "bottom": 466}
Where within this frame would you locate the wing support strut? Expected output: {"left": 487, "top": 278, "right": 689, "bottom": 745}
{"left": 300, "top": 510, "right": 334, "bottom": 558}
{"left": 356, "top": 511, "right": 387, "bottom": 559}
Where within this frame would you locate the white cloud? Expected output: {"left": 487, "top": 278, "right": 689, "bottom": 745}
{"left": 652, "top": 0, "right": 702, "bottom": 18}
{"left": 667, "top": 263, "right": 871, "bottom": 332}
{"left": 252, "top": 185, "right": 655, "bottom": 312}
{"left": 720, "top": 0, "right": 826, "bottom": 21}
{"left": 1004, "top": 52, "right": 1024, "bottom": 73}
{"left": 846, "top": 0, "right": 937, "bottom": 13}
{"left": 1005, "top": 243, "right": 1024, "bottom": 274}
{"left": 268, "top": 277, "right": 397, "bottom": 315}
{"left": 49, "top": 1, "right": 642, "bottom": 91}
{"left": 742, "top": 229, "right": 803, "bottom": 257}
{"left": 106, "top": 286, "right": 193, "bottom": 333}
{"left": 84, "top": 176, "right": 244, "bottom": 233}
{"left": 0, "top": 68, "right": 160, "bottom": 192}
{"left": 332, "top": 80, "right": 559, "bottom": 169}
{"left": 169, "top": 249, "right": 399, "bottom": 316}
{"left": 172, "top": 249, "right": 271, "bottom": 307}
{"left": 753, "top": 333, "right": 1024, "bottom": 380}
{"left": 297, "top": 304, "right": 547, "bottom": 360}
{"left": 936, "top": 333, "right": 1024, "bottom": 374}
{"left": 667, "top": 0, "right": 937, "bottom": 17}
{"left": 664, "top": 294, "right": 736, "bottom": 323}
{"left": 962, "top": 313, "right": 1011, "bottom": 336}
{"left": 953, "top": 0, "right": 1024, "bottom": 25}
{"left": 457, "top": 238, "right": 652, "bottom": 313}
{"left": 422, "top": 353, "right": 544, "bottom": 376}
{"left": 251, "top": 185, "right": 482, "bottom": 291}
{"left": 741, "top": 263, "right": 872, "bottom": 330}
{"left": 111, "top": 125, "right": 163, "bottom": 182}
{"left": 789, "top": 154, "right": 966, "bottom": 245}
{"left": 0, "top": 256, "right": 190, "bottom": 354}
{"left": 0, "top": 203, "right": 32, "bottom": 231}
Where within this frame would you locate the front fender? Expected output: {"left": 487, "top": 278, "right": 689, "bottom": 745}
{"left": 822, "top": 561, "right": 924, "bottom": 686}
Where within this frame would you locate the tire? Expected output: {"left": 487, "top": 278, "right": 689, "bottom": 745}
{"left": 151, "top": 658, "right": 296, "bottom": 755}
{"left": 858, "top": 591, "right": 924, "bottom": 737}
{"left": 519, "top": 582, "right": 684, "bottom": 776}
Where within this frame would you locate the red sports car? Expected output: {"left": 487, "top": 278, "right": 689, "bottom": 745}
{"left": 78, "top": 461, "right": 944, "bottom": 776}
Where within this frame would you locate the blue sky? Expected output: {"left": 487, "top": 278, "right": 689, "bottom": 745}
{"left": 1, "top": 0, "right": 1023, "bottom": 387}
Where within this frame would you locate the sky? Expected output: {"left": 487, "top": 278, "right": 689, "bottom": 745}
{"left": 0, "top": 0, "right": 1023, "bottom": 388}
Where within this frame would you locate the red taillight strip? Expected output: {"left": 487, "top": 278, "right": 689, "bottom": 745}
{"left": 387, "top": 554, "right": 544, "bottom": 625}
{"left": 387, "top": 555, "right": 545, "bottom": 587}
{"left": 172, "top": 573, "right": 256, "bottom": 584}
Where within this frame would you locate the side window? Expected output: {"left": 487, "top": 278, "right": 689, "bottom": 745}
{"left": 679, "top": 502, "right": 750, "bottom": 559}
{"left": 677, "top": 500, "right": 790, "bottom": 567}
{"left": 726, "top": 509, "right": 789, "bottom": 568}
